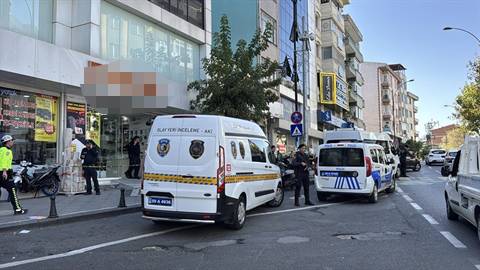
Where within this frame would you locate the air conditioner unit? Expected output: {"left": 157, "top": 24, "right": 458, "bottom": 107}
{"left": 269, "top": 102, "right": 284, "bottom": 118}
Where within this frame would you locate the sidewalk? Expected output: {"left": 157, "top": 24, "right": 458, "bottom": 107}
{"left": 0, "top": 178, "right": 142, "bottom": 231}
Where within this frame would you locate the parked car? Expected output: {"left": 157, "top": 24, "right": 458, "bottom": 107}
{"left": 406, "top": 152, "right": 421, "bottom": 171}
{"left": 425, "top": 149, "right": 447, "bottom": 165}
{"left": 441, "top": 150, "right": 458, "bottom": 176}
{"left": 444, "top": 137, "right": 480, "bottom": 241}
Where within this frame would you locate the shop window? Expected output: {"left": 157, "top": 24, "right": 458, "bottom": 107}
{"left": 0, "top": 87, "right": 58, "bottom": 165}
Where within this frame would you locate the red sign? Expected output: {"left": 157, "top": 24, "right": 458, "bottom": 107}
{"left": 226, "top": 164, "right": 231, "bottom": 172}
{"left": 277, "top": 144, "right": 286, "bottom": 153}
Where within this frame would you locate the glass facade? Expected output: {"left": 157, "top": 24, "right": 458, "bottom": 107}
{"left": 0, "top": 0, "right": 53, "bottom": 42}
{"left": 100, "top": 1, "right": 200, "bottom": 83}
{"left": 279, "top": 0, "right": 308, "bottom": 92}
{"left": 0, "top": 87, "right": 57, "bottom": 165}
{"left": 148, "top": 0, "right": 204, "bottom": 29}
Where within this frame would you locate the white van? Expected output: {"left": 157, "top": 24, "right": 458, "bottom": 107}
{"left": 444, "top": 137, "right": 480, "bottom": 240}
{"left": 141, "top": 115, "right": 284, "bottom": 230}
{"left": 315, "top": 143, "right": 396, "bottom": 203}
{"left": 324, "top": 129, "right": 400, "bottom": 178}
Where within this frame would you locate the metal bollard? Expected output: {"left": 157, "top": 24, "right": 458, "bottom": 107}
{"left": 118, "top": 188, "right": 126, "bottom": 208}
{"left": 48, "top": 195, "right": 58, "bottom": 218}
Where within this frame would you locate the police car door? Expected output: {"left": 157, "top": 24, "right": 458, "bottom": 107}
{"left": 370, "top": 149, "right": 384, "bottom": 190}
{"left": 378, "top": 149, "right": 393, "bottom": 189}
{"left": 176, "top": 118, "right": 218, "bottom": 214}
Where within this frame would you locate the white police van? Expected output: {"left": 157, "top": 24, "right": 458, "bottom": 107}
{"left": 315, "top": 142, "right": 395, "bottom": 203}
{"left": 444, "top": 136, "right": 480, "bottom": 241}
{"left": 324, "top": 129, "right": 400, "bottom": 178}
{"left": 141, "top": 115, "right": 283, "bottom": 230}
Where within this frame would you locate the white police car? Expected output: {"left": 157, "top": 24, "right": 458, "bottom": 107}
{"left": 315, "top": 143, "right": 396, "bottom": 203}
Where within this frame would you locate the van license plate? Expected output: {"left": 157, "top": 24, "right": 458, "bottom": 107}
{"left": 148, "top": 197, "right": 172, "bottom": 206}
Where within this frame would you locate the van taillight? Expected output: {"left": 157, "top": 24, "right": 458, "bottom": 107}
{"left": 217, "top": 146, "right": 226, "bottom": 193}
{"left": 365, "top": 156, "right": 372, "bottom": 177}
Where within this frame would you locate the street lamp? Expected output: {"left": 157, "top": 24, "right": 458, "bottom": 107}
{"left": 443, "top": 27, "right": 480, "bottom": 45}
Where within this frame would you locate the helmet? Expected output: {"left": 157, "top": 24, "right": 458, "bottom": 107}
{"left": 1, "top": 135, "right": 13, "bottom": 143}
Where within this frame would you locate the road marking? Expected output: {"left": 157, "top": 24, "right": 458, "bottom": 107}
{"left": 410, "top": 202, "right": 423, "bottom": 210}
{"left": 249, "top": 202, "right": 345, "bottom": 217}
{"left": 422, "top": 214, "right": 439, "bottom": 225}
{"left": 475, "top": 265, "right": 480, "bottom": 270}
{"left": 440, "top": 231, "right": 467, "bottom": 248}
{"left": 397, "top": 187, "right": 404, "bottom": 193}
{"left": 402, "top": 194, "right": 413, "bottom": 202}
{"left": 0, "top": 225, "right": 199, "bottom": 269}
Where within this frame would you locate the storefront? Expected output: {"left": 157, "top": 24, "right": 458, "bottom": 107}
{"left": 0, "top": 86, "right": 59, "bottom": 165}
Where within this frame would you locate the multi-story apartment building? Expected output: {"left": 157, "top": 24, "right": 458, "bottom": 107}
{"left": 316, "top": 0, "right": 352, "bottom": 132}
{"left": 0, "top": 0, "right": 211, "bottom": 178}
{"left": 343, "top": 14, "right": 365, "bottom": 130}
{"left": 212, "top": 0, "right": 323, "bottom": 154}
{"left": 360, "top": 62, "right": 419, "bottom": 143}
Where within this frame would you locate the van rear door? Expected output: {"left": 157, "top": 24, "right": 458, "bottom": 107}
{"left": 318, "top": 145, "right": 366, "bottom": 190}
{"left": 176, "top": 118, "right": 219, "bottom": 214}
{"left": 144, "top": 118, "right": 182, "bottom": 212}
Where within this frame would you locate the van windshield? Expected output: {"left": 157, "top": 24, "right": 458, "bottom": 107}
{"left": 319, "top": 148, "right": 364, "bottom": 167}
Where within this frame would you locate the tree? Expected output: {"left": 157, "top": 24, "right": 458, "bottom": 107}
{"left": 405, "top": 139, "right": 424, "bottom": 157}
{"left": 440, "top": 127, "right": 465, "bottom": 150}
{"left": 188, "top": 15, "right": 281, "bottom": 122}
{"left": 455, "top": 57, "right": 480, "bottom": 134}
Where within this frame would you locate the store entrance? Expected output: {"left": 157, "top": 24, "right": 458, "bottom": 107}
{"left": 98, "top": 114, "right": 153, "bottom": 178}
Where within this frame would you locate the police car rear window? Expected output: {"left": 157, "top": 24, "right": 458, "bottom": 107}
{"left": 319, "top": 148, "right": 364, "bottom": 167}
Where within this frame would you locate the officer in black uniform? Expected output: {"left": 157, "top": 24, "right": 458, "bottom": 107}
{"left": 81, "top": 140, "right": 100, "bottom": 195}
{"left": 399, "top": 144, "right": 408, "bottom": 177}
{"left": 293, "top": 144, "right": 314, "bottom": 206}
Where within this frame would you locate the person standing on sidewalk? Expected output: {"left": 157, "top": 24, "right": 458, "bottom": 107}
{"left": 125, "top": 136, "right": 141, "bottom": 179}
{"left": 81, "top": 140, "right": 100, "bottom": 195}
{"left": 0, "top": 135, "right": 27, "bottom": 215}
{"left": 293, "top": 144, "right": 314, "bottom": 207}
{"left": 268, "top": 145, "right": 278, "bottom": 165}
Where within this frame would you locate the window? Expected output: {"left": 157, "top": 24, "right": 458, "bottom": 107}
{"left": 249, "top": 139, "right": 268, "bottom": 163}
{"left": 230, "top": 141, "right": 237, "bottom": 159}
{"left": 370, "top": 149, "right": 379, "bottom": 163}
{"left": 261, "top": 11, "right": 277, "bottom": 45}
{"left": 148, "top": 0, "right": 204, "bottom": 29}
{"left": 322, "top": 47, "right": 333, "bottom": 59}
{"left": 319, "top": 148, "right": 364, "bottom": 167}
{"left": 239, "top": 142, "right": 246, "bottom": 159}
{"left": 378, "top": 150, "right": 386, "bottom": 164}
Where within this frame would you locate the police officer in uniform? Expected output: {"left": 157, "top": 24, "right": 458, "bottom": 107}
{"left": 400, "top": 144, "right": 408, "bottom": 177}
{"left": 81, "top": 140, "right": 100, "bottom": 195}
{"left": 0, "top": 135, "right": 27, "bottom": 215}
{"left": 293, "top": 144, "right": 314, "bottom": 206}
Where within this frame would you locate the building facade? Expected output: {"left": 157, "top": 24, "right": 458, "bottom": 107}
{"left": 0, "top": 0, "right": 211, "bottom": 178}
{"left": 430, "top": 124, "right": 457, "bottom": 147}
{"left": 360, "top": 62, "right": 420, "bottom": 143}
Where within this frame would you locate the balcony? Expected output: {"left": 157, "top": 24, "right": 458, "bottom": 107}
{"left": 381, "top": 79, "right": 390, "bottom": 88}
{"left": 414, "top": 105, "right": 418, "bottom": 113}
{"left": 382, "top": 93, "right": 391, "bottom": 104}
{"left": 415, "top": 118, "right": 419, "bottom": 125}
{"left": 349, "top": 90, "right": 365, "bottom": 108}
{"left": 383, "top": 109, "right": 392, "bottom": 120}
{"left": 344, "top": 37, "right": 364, "bottom": 62}
{"left": 320, "top": 1, "right": 344, "bottom": 29}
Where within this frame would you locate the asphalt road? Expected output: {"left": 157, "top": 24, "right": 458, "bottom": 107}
{"left": 1, "top": 166, "right": 479, "bottom": 270}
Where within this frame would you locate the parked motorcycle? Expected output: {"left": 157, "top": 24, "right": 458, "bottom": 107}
{"left": 14, "top": 161, "right": 61, "bottom": 197}
{"left": 278, "top": 160, "right": 296, "bottom": 190}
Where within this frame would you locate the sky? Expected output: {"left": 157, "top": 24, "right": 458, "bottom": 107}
{"left": 344, "top": 0, "right": 480, "bottom": 137}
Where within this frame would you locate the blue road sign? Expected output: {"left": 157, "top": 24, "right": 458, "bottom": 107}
{"left": 290, "top": 124, "right": 303, "bottom": 137}
{"left": 291, "top": 111, "right": 303, "bottom": 124}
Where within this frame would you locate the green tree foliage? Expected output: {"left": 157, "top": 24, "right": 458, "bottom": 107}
{"left": 188, "top": 15, "right": 281, "bottom": 122}
{"left": 455, "top": 57, "right": 480, "bottom": 134}
{"left": 405, "top": 139, "right": 424, "bottom": 158}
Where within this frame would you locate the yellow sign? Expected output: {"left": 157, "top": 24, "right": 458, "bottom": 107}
{"left": 319, "top": 72, "right": 337, "bottom": 105}
{"left": 86, "top": 111, "right": 101, "bottom": 147}
{"left": 34, "top": 96, "right": 57, "bottom": 142}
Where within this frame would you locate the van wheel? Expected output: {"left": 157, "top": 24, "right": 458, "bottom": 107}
{"left": 386, "top": 179, "right": 396, "bottom": 194}
{"left": 227, "top": 196, "right": 246, "bottom": 230}
{"left": 368, "top": 185, "right": 378, "bottom": 203}
{"left": 317, "top": 191, "right": 328, "bottom": 202}
{"left": 476, "top": 214, "right": 480, "bottom": 241}
{"left": 267, "top": 185, "right": 284, "bottom": 207}
{"left": 395, "top": 169, "right": 401, "bottom": 179}
{"left": 446, "top": 197, "right": 458, "bottom": 220}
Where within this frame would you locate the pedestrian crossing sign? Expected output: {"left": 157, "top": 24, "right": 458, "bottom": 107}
{"left": 290, "top": 124, "right": 303, "bottom": 137}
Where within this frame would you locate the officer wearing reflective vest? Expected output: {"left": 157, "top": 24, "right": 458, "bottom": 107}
{"left": 0, "top": 135, "right": 27, "bottom": 215}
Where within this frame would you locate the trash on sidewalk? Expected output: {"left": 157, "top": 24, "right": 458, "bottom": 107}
{"left": 18, "top": 230, "right": 30, "bottom": 234}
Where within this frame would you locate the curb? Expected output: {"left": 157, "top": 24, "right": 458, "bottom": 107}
{"left": 0, "top": 204, "right": 142, "bottom": 232}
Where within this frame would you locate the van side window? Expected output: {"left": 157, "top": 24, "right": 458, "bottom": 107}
{"left": 248, "top": 139, "right": 267, "bottom": 163}
{"left": 230, "top": 141, "right": 237, "bottom": 159}
{"left": 370, "top": 149, "right": 379, "bottom": 163}
{"left": 239, "top": 142, "right": 246, "bottom": 159}
{"left": 378, "top": 150, "right": 386, "bottom": 164}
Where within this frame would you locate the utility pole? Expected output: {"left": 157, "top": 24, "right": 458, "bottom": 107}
{"left": 292, "top": 0, "right": 299, "bottom": 113}
{"left": 301, "top": 16, "right": 309, "bottom": 147}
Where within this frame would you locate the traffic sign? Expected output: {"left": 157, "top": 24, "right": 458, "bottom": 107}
{"left": 290, "top": 124, "right": 303, "bottom": 137}
{"left": 291, "top": 111, "right": 303, "bottom": 124}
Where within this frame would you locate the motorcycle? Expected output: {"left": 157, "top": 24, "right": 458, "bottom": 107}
{"left": 14, "top": 161, "right": 61, "bottom": 197}
{"left": 278, "top": 160, "right": 296, "bottom": 190}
